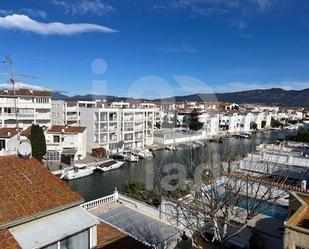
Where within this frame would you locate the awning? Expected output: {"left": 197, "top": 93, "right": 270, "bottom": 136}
{"left": 61, "top": 148, "right": 77, "bottom": 156}
{"left": 9, "top": 206, "right": 98, "bottom": 249}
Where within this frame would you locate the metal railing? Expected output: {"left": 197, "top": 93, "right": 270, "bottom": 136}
{"left": 81, "top": 193, "right": 118, "bottom": 210}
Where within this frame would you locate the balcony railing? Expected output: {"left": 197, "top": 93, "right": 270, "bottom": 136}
{"left": 81, "top": 193, "right": 117, "bottom": 210}
{"left": 67, "top": 115, "right": 78, "bottom": 121}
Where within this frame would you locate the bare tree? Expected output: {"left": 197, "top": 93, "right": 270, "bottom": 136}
{"left": 157, "top": 146, "right": 292, "bottom": 248}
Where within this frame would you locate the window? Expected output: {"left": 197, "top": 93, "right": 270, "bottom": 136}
{"left": 0, "top": 140, "right": 5, "bottom": 150}
{"left": 53, "top": 135, "right": 60, "bottom": 143}
{"left": 37, "top": 98, "right": 49, "bottom": 104}
{"left": 43, "top": 230, "right": 89, "bottom": 249}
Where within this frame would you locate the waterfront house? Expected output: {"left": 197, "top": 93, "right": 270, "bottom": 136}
{"left": 0, "top": 128, "right": 20, "bottom": 156}
{"left": 45, "top": 125, "right": 87, "bottom": 162}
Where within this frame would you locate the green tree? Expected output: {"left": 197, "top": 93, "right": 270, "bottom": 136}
{"left": 188, "top": 109, "right": 204, "bottom": 131}
{"left": 29, "top": 124, "right": 46, "bottom": 162}
{"left": 250, "top": 121, "right": 257, "bottom": 130}
{"left": 271, "top": 117, "right": 283, "bottom": 128}
{"left": 286, "top": 127, "right": 309, "bottom": 143}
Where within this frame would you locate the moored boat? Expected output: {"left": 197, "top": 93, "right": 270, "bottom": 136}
{"left": 96, "top": 160, "right": 125, "bottom": 172}
{"left": 60, "top": 164, "right": 95, "bottom": 180}
{"left": 112, "top": 151, "right": 139, "bottom": 162}
{"left": 166, "top": 145, "right": 177, "bottom": 151}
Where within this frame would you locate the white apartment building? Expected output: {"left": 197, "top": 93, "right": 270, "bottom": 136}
{"left": 219, "top": 112, "right": 247, "bottom": 132}
{"left": 0, "top": 83, "right": 52, "bottom": 128}
{"left": 197, "top": 110, "right": 273, "bottom": 136}
{"left": 198, "top": 112, "right": 220, "bottom": 136}
{"left": 51, "top": 100, "right": 65, "bottom": 125}
{"left": 45, "top": 125, "right": 87, "bottom": 162}
{"left": 51, "top": 99, "right": 104, "bottom": 126}
{"left": 245, "top": 111, "right": 272, "bottom": 130}
{"left": 80, "top": 107, "right": 155, "bottom": 153}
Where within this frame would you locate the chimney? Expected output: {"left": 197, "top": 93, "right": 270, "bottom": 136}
{"left": 7, "top": 131, "right": 11, "bottom": 137}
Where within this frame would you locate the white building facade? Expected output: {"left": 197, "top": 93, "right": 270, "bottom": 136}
{"left": 0, "top": 85, "right": 52, "bottom": 128}
{"left": 80, "top": 107, "right": 155, "bottom": 153}
{"left": 45, "top": 125, "right": 87, "bottom": 162}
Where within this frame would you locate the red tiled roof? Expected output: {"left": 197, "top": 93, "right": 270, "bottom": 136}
{"left": 0, "top": 156, "right": 83, "bottom": 228}
{"left": 0, "top": 229, "right": 21, "bottom": 249}
{"left": 47, "top": 125, "right": 86, "bottom": 134}
{"left": 0, "top": 89, "right": 51, "bottom": 97}
{"left": 0, "top": 128, "right": 18, "bottom": 139}
{"left": 97, "top": 224, "right": 153, "bottom": 249}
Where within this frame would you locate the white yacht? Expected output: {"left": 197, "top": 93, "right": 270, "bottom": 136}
{"left": 166, "top": 145, "right": 177, "bottom": 151}
{"left": 135, "top": 149, "right": 153, "bottom": 159}
{"left": 96, "top": 160, "right": 125, "bottom": 172}
{"left": 60, "top": 164, "right": 95, "bottom": 180}
{"left": 113, "top": 151, "right": 139, "bottom": 162}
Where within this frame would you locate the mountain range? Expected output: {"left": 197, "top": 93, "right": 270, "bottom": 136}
{"left": 52, "top": 88, "right": 309, "bottom": 108}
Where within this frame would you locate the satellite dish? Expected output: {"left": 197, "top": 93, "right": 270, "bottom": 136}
{"left": 17, "top": 140, "right": 32, "bottom": 159}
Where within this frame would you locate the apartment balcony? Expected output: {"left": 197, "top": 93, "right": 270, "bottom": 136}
{"left": 135, "top": 115, "right": 143, "bottom": 120}
{"left": 36, "top": 113, "right": 51, "bottom": 120}
{"left": 66, "top": 106, "right": 78, "bottom": 112}
{"left": 109, "top": 135, "right": 118, "bottom": 142}
{"left": 135, "top": 133, "right": 144, "bottom": 140}
{"left": 135, "top": 125, "right": 143, "bottom": 131}
{"left": 67, "top": 115, "right": 78, "bottom": 121}
{"left": 17, "top": 113, "right": 36, "bottom": 119}
{"left": 99, "top": 136, "right": 108, "bottom": 143}
{"left": 123, "top": 128, "right": 134, "bottom": 132}
{"left": 20, "top": 103, "right": 51, "bottom": 109}
{"left": 109, "top": 126, "right": 118, "bottom": 132}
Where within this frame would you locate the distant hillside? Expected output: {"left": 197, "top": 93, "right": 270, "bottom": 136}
{"left": 52, "top": 92, "right": 68, "bottom": 100}
{"left": 52, "top": 92, "right": 130, "bottom": 102}
{"left": 159, "top": 88, "right": 309, "bottom": 108}
{"left": 52, "top": 88, "right": 309, "bottom": 108}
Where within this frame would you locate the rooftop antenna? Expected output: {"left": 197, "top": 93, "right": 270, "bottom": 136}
{"left": 2, "top": 56, "right": 19, "bottom": 139}
{"left": 1, "top": 56, "right": 32, "bottom": 159}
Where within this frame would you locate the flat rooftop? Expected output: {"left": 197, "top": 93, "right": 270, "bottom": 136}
{"left": 90, "top": 203, "right": 180, "bottom": 247}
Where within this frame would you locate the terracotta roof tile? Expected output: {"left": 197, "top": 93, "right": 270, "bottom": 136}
{"left": 0, "top": 128, "right": 18, "bottom": 139}
{"left": 0, "top": 229, "right": 21, "bottom": 249}
{"left": 0, "top": 89, "right": 51, "bottom": 97}
{"left": 97, "top": 224, "right": 153, "bottom": 249}
{"left": 0, "top": 156, "right": 83, "bottom": 228}
{"left": 47, "top": 125, "right": 86, "bottom": 134}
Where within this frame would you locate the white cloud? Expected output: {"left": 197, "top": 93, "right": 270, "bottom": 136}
{"left": 0, "top": 14, "right": 117, "bottom": 35}
{"left": 0, "top": 82, "right": 52, "bottom": 91}
{"left": 250, "top": 0, "right": 273, "bottom": 11}
{"left": 0, "top": 8, "right": 47, "bottom": 18}
{"left": 52, "top": 0, "right": 115, "bottom": 16}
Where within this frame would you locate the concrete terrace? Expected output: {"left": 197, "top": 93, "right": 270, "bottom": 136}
{"left": 81, "top": 192, "right": 181, "bottom": 249}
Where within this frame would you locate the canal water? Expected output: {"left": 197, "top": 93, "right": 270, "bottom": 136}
{"left": 68, "top": 130, "right": 296, "bottom": 201}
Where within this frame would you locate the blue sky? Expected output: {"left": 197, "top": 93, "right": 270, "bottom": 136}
{"left": 0, "top": 0, "right": 309, "bottom": 98}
